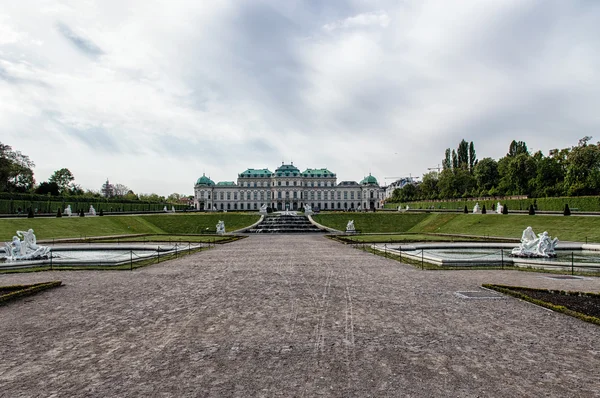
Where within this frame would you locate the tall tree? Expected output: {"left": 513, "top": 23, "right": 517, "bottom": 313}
{"left": 48, "top": 168, "right": 74, "bottom": 194}
{"left": 451, "top": 150, "right": 458, "bottom": 170}
{"left": 473, "top": 157, "right": 499, "bottom": 193}
{"left": 442, "top": 148, "right": 451, "bottom": 170}
{"left": 457, "top": 139, "right": 469, "bottom": 169}
{"left": 101, "top": 179, "right": 114, "bottom": 197}
{"left": 468, "top": 141, "right": 477, "bottom": 171}
{"left": 507, "top": 140, "right": 529, "bottom": 157}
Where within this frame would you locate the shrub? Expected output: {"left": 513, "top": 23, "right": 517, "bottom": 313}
{"left": 27, "top": 207, "right": 34, "bottom": 218}
{"left": 502, "top": 204, "right": 508, "bottom": 214}
{"left": 481, "top": 205, "right": 487, "bottom": 214}
{"left": 79, "top": 209, "right": 85, "bottom": 217}
{"left": 463, "top": 205, "right": 468, "bottom": 214}
{"left": 564, "top": 204, "right": 571, "bottom": 216}
{"left": 56, "top": 208, "right": 62, "bottom": 218}
{"left": 99, "top": 209, "right": 104, "bottom": 216}
{"left": 528, "top": 204, "right": 535, "bottom": 215}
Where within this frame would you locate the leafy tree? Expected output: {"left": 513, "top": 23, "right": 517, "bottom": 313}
{"left": 0, "top": 142, "right": 36, "bottom": 192}
{"left": 473, "top": 158, "right": 499, "bottom": 192}
{"left": 419, "top": 172, "right": 439, "bottom": 199}
{"left": 48, "top": 168, "right": 74, "bottom": 194}
{"left": 113, "top": 183, "right": 130, "bottom": 197}
{"left": 35, "top": 181, "right": 60, "bottom": 196}
{"left": 507, "top": 140, "right": 529, "bottom": 157}
{"left": 564, "top": 138, "right": 600, "bottom": 196}
{"left": 394, "top": 183, "right": 418, "bottom": 202}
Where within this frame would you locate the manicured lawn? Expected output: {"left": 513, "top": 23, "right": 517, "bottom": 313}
{"left": 314, "top": 212, "right": 600, "bottom": 242}
{"left": 336, "top": 234, "right": 483, "bottom": 243}
{"left": 312, "top": 212, "right": 429, "bottom": 233}
{"left": 0, "top": 213, "right": 261, "bottom": 240}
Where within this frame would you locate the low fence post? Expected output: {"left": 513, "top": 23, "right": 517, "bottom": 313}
{"left": 501, "top": 249, "right": 504, "bottom": 270}
{"left": 130, "top": 250, "right": 133, "bottom": 271}
{"left": 157, "top": 246, "right": 160, "bottom": 263}
{"left": 571, "top": 252, "right": 574, "bottom": 275}
{"left": 175, "top": 245, "right": 178, "bottom": 258}
{"left": 50, "top": 251, "right": 53, "bottom": 271}
{"left": 384, "top": 243, "right": 387, "bottom": 258}
{"left": 421, "top": 250, "right": 424, "bottom": 270}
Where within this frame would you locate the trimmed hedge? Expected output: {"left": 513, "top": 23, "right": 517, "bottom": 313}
{"left": 483, "top": 284, "right": 600, "bottom": 326}
{"left": 398, "top": 196, "right": 600, "bottom": 212}
{"left": 0, "top": 281, "right": 62, "bottom": 305}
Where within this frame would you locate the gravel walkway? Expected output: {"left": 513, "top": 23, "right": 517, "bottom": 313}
{"left": 1, "top": 235, "right": 600, "bottom": 397}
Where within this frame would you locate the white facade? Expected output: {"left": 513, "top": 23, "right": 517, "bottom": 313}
{"left": 194, "top": 163, "right": 385, "bottom": 211}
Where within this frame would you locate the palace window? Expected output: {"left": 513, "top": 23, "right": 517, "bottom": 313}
{"left": 317, "top": 192, "right": 321, "bottom": 200}
{"left": 278, "top": 181, "right": 281, "bottom": 186}
{"left": 220, "top": 192, "right": 224, "bottom": 200}
{"left": 337, "top": 191, "right": 341, "bottom": 199}
{"left": 254, "top": 192, "right": 258, "bottom": 200}
{"left": 227, "top": 192, "right": 231, "bottom": 200}
{"left": 278, "top": 192, "right": 282, "bottom": 199}
{"left": 293, "top": 191, "right": 297, "bottom": 199}
{"left": 234, "top": 193, "right": 238, "bottom": 200}
{"left": 350, "top": 192, "right": 354, "bottom": 199}
{"left": 286, "top": 181, "right": 289, "bottom": 186}
{"left": 344, "top": 191, "right": 348, "bottom": 199}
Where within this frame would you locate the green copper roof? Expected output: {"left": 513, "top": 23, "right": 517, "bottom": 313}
{"left": 239, "top": 168, "right": 273, "bottom": 178}
{"left": 301, "top": 168, "right": 336, "bottom": 178}
{"left": 196, "top": 174, "right": 215, "bottom": 186}
{"left": 275, "top": 163, "right": 300, "bottom": 177}
{"left": 216, "top": 181, "right": 236, "bottom": 186}
{"left": 360, "top": 174, "right": 379, "bottom": 185}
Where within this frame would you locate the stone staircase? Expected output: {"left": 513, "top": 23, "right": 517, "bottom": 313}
{"left": 246, "top": 214, "right": 325, "bottom": 234}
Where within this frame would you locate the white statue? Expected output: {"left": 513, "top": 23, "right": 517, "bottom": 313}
{"left": 89, "top": 205, "right": 96, "bottom": 216}
{"left": 216, "top": 220, "right": 225, "bottom": 235}
{"left": 496, "top": 202, "right": 503, "bottom": 214}
{"left": 357, "top": 205, "right": 362, "bottom": 212}
{"left": 346, "top": 220, "right": 356, "bottom": 233}
{"left": 164, "top": 206, "right": 168, "bottom": 212}
{"left": 406, "top": 205, "right": 410, "bottom": 210}
{"left": 473, "top": 203, "right": 480, "bottom": 214}
{"left": 304, "top": 204, "right": 313, "bottom": 215}
{"left": 64, "top": 205, "right": 72, "bottom": 217}
{"left": 259, "top": 204, "right": 268, "bottom": 214}
{"left": 171, "top": 206, "right": 176, "bottom": 213}
{"left": 3, "top": 229, "right": 51, "bottom": 261}
{"left": 511, "top": 227, "right": 558, "bottom": 257}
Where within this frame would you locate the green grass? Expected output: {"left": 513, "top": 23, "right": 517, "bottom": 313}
{"left": 92, "top": 234, "right": 237, "bottom": 243}
{"left": 312, "top": 212, "right": 429, "bottom": 233}
{"left": 313, "top": 212, "right": 600, "bottom": 243}
{"left": 0, "top": 213, "right": 261, "bottom": 241}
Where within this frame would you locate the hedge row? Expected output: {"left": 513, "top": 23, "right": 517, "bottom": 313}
{"left": 398, "top": 196, "right": 600, "bottom": 212}
{"left": 0, "top": 281, "right": 62, "bottom": 305}
{"left": 0, "top": 199, "right": 188, "bottom": 214}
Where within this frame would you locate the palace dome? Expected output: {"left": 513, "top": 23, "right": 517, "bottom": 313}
{"left": 195, "top": 174, "right": 215, "bottom": 186}
{"left": 360, "top": 174, "right": 379, "bottom": 185}
{"left": 275, "top": 163, "right": 300, "bottom": 177}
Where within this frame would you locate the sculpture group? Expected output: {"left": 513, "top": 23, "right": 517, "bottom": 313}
{"left": 216, "top": 220, "right": 225, "bottom": 235}
{"left": 511, "top": 226, "right": 558, "bottom": 258}
{"left": 1, "top": 229, "right": 51, "bottom": 261}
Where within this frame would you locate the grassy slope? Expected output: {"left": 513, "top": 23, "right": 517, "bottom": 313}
{"left": 314, "top": 212, "right": 600, "bottom": 242}
{"left": 0, "top": 213, "right": 261, "bottom": 240}
{"left": 312, "top": 212, "right": 429, "bottom": 233}
{"left": 137, "top": 213, "right": 260, "bottom": 234}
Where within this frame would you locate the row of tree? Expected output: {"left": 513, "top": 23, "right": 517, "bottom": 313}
{"left": 391, "top": 137, "right": 600, "bottom": 202}
{"left": 0, "top": 141, "right": 189, "bottom": 203}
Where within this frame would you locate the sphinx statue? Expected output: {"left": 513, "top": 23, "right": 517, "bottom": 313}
{"left": 346, "top": 220, "right": 356, "bottom": 233}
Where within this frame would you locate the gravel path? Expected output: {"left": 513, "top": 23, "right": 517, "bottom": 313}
{"left": 1, "top": 235, "right": 600, "bottom": 397}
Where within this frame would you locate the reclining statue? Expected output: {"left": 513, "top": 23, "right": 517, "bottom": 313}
{"left": 511, "top": 226, "right": 558, "bottom": 257}
{"left": 2, "top": 229, "right": 51, "bottom": 261}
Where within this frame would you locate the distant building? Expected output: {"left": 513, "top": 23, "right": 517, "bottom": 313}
{"left": 194, "top": 163, "right": 385, "bottom": 211}
{"left": 384, "top": 177, "right": 417, "bottom": 200}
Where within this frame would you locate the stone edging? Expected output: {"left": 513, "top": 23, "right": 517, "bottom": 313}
{"left": 307, "top": 215, "right": 341, "bottom": 233}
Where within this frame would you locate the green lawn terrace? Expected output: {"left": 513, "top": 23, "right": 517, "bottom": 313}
{"left": 0, "top": 213, "right": 261, "bottom": 241}
{"left": 312, "top": 212, "right": 600, "bottom": 243}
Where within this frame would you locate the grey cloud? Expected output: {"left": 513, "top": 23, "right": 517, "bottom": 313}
{"left": 63, "top": 125, "right": 120, "bottom": 153}
{"left": 0, "top": 64, "right": 50, "bottom": 87}
{"left": 56, "top": 22, "right": 104, "bottom": 57}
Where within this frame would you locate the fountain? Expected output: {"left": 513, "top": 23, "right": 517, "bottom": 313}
{"left": 1, "top": 229, "right": 51, "bottom": 262}
{"left": 510, "top": 227, "right": 558, "bottom": 258}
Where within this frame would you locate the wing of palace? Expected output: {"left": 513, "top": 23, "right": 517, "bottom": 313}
{"left": 194, "top": 163, "right": 384, "bottom": 212}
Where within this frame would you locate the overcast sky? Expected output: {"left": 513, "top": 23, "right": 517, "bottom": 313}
{"left": 1, "top": 0, "right": 599, "bottom": 196}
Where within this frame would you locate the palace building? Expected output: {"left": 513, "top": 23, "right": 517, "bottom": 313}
{"left": 194, "top": 163, "right": 385, "bottom": 212}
